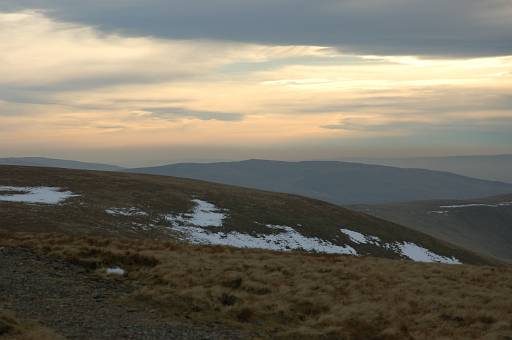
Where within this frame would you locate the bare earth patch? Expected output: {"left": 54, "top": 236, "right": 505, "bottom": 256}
{"left": 0, "top": 244, "right": 250, "bottom": 340}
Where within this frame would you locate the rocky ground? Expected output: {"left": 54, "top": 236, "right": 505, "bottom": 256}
{"left": 0, "top": 246, "right": 248, "bottom": 340}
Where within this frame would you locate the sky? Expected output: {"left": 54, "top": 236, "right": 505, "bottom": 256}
{"left": 0, "top": 1, "right": 511, "bottom": 166}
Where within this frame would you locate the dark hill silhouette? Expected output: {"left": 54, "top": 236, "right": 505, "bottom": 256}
{"left": 130, "top": 159, "right": 512, "bottom": 205}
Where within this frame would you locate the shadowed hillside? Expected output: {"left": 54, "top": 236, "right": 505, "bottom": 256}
{"left": 352, "top": 194, "right": 512, "bottom": 261}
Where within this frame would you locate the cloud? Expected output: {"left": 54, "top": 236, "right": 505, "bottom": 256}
{"left": 0, "top": 9, "right": 511, "bottom": 160}
{"left": 321, "top": 102, "right": 512, "bottom": 134}
{"left": 1, "top": 0, "right": 511, "bottom": 57}
{"left": 143, "top": 107, "right": 244, "bottom": 122}
{"left": 94, "top": 124, "right": 126, "bottom": 130}
{"left": 300, "top": 92, "right": 512, "bottom": 116}
{"left": 0, "top": 11, "right": 333, "bottom": 89}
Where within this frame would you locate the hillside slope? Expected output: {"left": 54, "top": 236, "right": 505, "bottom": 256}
{"left": 352, "top": 194, "right": 512, "bottom": 261}
{"left": 0, "top": 165, "right": 492, "bottom": 265}
{"left": 129, "top": 159, "right": 512, "bottom": 205}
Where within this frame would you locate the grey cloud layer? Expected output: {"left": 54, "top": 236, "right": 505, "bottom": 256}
{"left": 1, "top": 0, "right": 511, "bottom": 57}
{"left": 318, "top": 91, "right": 512, "bottom": 133}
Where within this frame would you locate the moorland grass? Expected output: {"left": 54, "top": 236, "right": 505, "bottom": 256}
{"left": 2, "top": 232, "right": 511, "bottom": 339}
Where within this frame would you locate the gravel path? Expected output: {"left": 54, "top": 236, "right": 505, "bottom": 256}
{"left": 0, "top": 247, "right": 246, "bottom": 339}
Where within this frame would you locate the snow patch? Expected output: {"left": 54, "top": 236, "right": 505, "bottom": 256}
{"left": 165, "top": 199, "right": 357, "bottom": 255}
{"left": 105, "top": 267, "right": 126, "bottom": 276}
{"left": 106, "top": 207, "right": 148, "bottom": 217}
{"left": 0, "top": 186, "right": 78, "bottom": 204}
{"left": 165, "top": 199, "right": 226, "bottom": 227}
{"left": 340, "top": 228, "right": 461, "bottom": 264}
{"left": 341, "top": 228, "right": 381, "bottom": 244}
{"left": 168, "top": 222, "right": 357, "bottom": 255}
{"left": 163, "top": 199, "right": 459, "bottom": 262}
{"left": 389, "top": 242, "right": 462, "bottom": 264}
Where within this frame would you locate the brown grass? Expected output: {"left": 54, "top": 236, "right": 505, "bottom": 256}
{"left": 2, "top": 232, "right": 512, "bottom": 339}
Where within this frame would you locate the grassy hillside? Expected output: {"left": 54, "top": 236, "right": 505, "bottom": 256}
{"left": 0, "top": 165, "right": 492, "bottom": 265}
{"left": 129, "top": 159, "right": 512, "bottom": 205}
{"left": 1, "top": 233, "right": 511, "bottom": 339}
{"left": 352, "top": 194, "right": 512, "bottom": 261}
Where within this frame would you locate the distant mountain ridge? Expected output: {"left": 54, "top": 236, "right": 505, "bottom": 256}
{"left": 5, "top": 156, "right": 512, "bottom": 205}
{"left": 130, "top": 159, "right": 512, "bottom": 205}
{"left": 350, "top": 154, "right": 512, "bottom": 183}
{"left": 0, "top": 157, "right": 123, "bottom": 172}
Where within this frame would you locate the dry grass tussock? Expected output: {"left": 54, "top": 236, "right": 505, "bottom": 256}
{"left": 0, "top": 310, "right": 62, "bottom": 340}
{"left": 2, "top": 232, "right": 512, "bottom": 339}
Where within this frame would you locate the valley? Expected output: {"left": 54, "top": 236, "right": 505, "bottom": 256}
{"left": 352, "top": 194, "right": 512, "bottom": 261}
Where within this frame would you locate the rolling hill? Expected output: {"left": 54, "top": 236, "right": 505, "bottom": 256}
{"left": 351, "top": 194, "right": 512, "bottom": 261}
{"left": 0, "top": 165, "right": 492, "bottom": 265}
{"left": 129, "top": 159, "right": 512, "bottom": 205}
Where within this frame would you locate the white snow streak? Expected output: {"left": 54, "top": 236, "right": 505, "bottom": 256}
{"left": 340, "top": 228, "right": 461, "bottom": 264}
{"left": 390, "top": 242, "right": 462, "bottom": 264}
{"left": 0, "top": 186, "right": 78, "bottom": 204}
{"left": 170, "top": 224, "right": 358, "bottom": 255}
{"left": 340, "top": 228, "right": 381, "bottom": 244}
{"left": 440, "top": 202, "right": 512, "bottom": 209}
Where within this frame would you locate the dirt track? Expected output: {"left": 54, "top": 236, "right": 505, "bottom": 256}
{"left": 0, "top": 247, "right": 245, "bottom": 340}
